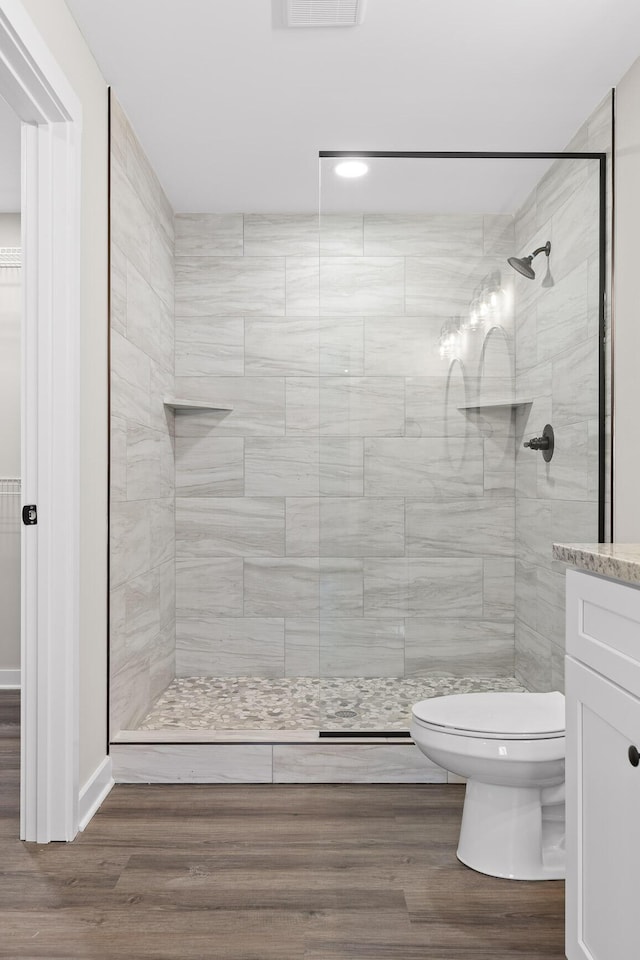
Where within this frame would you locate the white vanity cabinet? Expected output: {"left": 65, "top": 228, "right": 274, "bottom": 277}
{"left": 565, "top": 568, "right": 640, "bottom": 960}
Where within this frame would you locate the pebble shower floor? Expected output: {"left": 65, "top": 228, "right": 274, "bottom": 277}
{"left": 138, "top": 675, "right": 526, "bottom": 732}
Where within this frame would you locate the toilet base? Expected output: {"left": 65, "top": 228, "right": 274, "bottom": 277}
{"left": 456, "top": 779, "right": 565, "bottom": 881}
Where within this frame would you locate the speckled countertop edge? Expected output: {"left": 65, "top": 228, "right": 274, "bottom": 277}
{"left": 553, "top": 543, "right": 640, "bottom": 587}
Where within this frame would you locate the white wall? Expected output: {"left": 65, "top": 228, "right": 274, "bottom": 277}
{"left": 19, "top": 0, "right": 109, "bottom": 784}
{"left": 614, "top": 56, "right": 640, "bottom": 541}
{"left": 0, "top": 212, "right": 21, "bottom": 674}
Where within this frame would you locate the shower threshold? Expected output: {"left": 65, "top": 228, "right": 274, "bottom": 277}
{"left": 114, "top": 675, "right": 526, "bottom": 744}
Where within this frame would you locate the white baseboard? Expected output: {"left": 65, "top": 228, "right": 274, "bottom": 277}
{"left": 0, "top": 669, "right": 20, "bottom": 688}
{"left": 78, "top": 756, "right": 113, "bottom": 832}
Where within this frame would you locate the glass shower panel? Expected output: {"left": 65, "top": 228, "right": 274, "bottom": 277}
{"left": 317, "top": 153, "right": 604, "bottom": 731}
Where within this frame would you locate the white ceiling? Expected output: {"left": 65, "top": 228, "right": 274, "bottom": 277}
{"left": 60, "top": 0, "right": 640, "bottom": 213}
{"left": 0, "top": 95, "right": 21, "bottom": 213}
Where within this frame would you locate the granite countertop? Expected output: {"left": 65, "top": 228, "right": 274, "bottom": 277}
{"left": 553, "top": 543, "right": 640, "bottom": 587}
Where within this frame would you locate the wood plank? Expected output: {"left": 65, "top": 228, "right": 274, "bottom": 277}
{"left": 0, "top": 690, "right": 565, "bottom": 959}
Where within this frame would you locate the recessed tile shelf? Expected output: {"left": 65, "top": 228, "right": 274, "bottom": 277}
{"left": 457, "top": 398, "right": 533, "bottom": 411}
{"left": 163, "top": 397, "right": 233, "bottom": 411}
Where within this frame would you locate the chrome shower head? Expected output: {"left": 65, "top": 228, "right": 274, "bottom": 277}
{"left": 507, "top": 241, "right": 551, "bottom": 280}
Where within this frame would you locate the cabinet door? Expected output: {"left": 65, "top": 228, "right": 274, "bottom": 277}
{"left": 566, "top": 657, "right": 640, "bottom": 960}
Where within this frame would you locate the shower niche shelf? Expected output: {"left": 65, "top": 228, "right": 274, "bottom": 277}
{"left": 457, "top": 397, "right": 533, "bottom": 411}
{"left": 164, "top": 397, "right": 233, "bottom": 411}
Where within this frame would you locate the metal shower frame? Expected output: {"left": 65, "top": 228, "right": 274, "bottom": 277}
{"left": 319, "top": 150, "right": 609, "bottom": 542}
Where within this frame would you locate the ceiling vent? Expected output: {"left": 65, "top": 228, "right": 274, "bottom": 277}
{"left": 283, "top": 0, "right": 367, "bottom": 28}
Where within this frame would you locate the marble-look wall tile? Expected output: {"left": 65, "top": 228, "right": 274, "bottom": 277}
{"left": 320, "top": 215, "right": 363, "bottom": 256}
{"left": 587, "top": 253, "right": 601, "bottom": 341}
{"left": 285, "top": 619, "right": 320, "bottom": 676}
{"left": 285, "top": 258, "right": 319, "bottom": 316}
{"left": 109, "top": 95, "right": 127, "bottom": 167}
{"left": 126, "top": 422, "right": 174, "bottom": 501}
{"left": 245, "top": 438, "right": 320, "bottom": 496}
{"left": 150, "top": 498, "right": 175, "bottom": 569}
{"left": 272, "top": 743, "right": 445, "bottom": 783}
{"left": 320, "top": 257, "right": 404, "bottom": 315}
{"left": 112, "top": 744, "right": 274, "bottom": 783}
{"left": 286, "top": 498, "right": 320, "bottom": 556}
{"left": 550, "top": 499, "right": 599, "bottom": 545}
{"left": 363, "top": 317, "right": 442, "bottom": 376}
{"left": 550, "top": 641, "right": 565, "bottom": 693}
{"left": 122, "top": 569, "right": 161, "bottom": 657}
{"left": 244, "top": 214, "right": 318, "bottom": 256}
{"left": 319, "top": 318, "right": 364, "bottom": 375}
{"left": 150, "top": 225, "right": 174, "bottom": 312}
{"left": 319, "top": 438, "right": 363, "bottom": 496}
{"left": 243, "top": 559, "right": 319, "bottom": 618}
{"left": 170, "top": 208, "right": 530, "bottom": 689}
{"left": 126, "top": 260, "right": 173, "bottom": 371}
{"left": 110, "top": 158, "right": 151, "bottom": 281}
{"left": 536, "top": 564, "right": 566, "bottom": 649}
{"left": 405, "top": 619, "right": 515, "bottom": 677}
{"left": 110, "top": 98, "right": 176, "bottom": 733}
{"left": 111, "top": 330, "right": 151, "bottom": 427}
{"left": 318, "top": 378, "right": 405, "bottom": 436}
{"left": 364, "top": 214, "right": 483, "bottom": 257}
{"left": 149, "top": 362, "right": 175, "bottom": 435}
{"left": 515, "top": 619, "right": 552, "bottom": 692}
{"left": 111, "top": 241, "right": 127, "bottom": 337}
{"left": 535, "top": 158, "right": 589, "bottom": 233}
{"left": 285, "top": 378, "right": 320, "bottom": 435}
{"left": 406, "top": 499, "right": 515, "bottom": 557}
{"left": 176, "top": 558, "right": 243, "bottom": 618}
{"left": 126, "top": 127, "right": 174, "bottom": 246}
{"left": 175, "top": 317, "right": 244, "bottom": 377}
{"left": 483, "top": 215, "right": 514, "bottom": 256}
{"left": 175, "top": 436, "right": 244, "bottom": 497}
{"left": 319, "top": 619, "right": 404, "bottom": 677}
{"left": 551, "top": 172, "right": 599, "bottom": 283}
{"left": 319, "top": 498, "right": 404, "bottom": 557}
{"left": 319, "top": 559, "right": 363, "bottom": 616}
{"left": 364, "top": 438, "right": 484, "bottom": 497}
{"left": 551, "top": 336, "right": 598, "bottom": 425}
{"left": 111, "top": 501, "right": 151, "bottom": 589}
{"left": 111, "top": 416, "right": 127, "bottom": 503}
{"left": 537, "top": 262, "right": 589, "bottom": 362}
{"left": 515, "top": 303, "right": 537, "bottom": 377}
{"left": 483, "top": 434, "right": 516, "bottom": 497}
{"left": 176, "top": 618, "right": 285, "bottom": 677}
{"left": 587, "top": 93, "right": 613, "bottom": 153}
{"left": 405, "top": 377, "right": 468, "bottom": 439}
{"left": 512, "top": 123, "right": 605, "bottom": 699}
{"left": 173, "top": 377, "right": 285, "bottom": 436}
{"left": 175, "top": 214, "right": 243, "bottom": 257}
{"left": 483, "top": 558, "right": 515, "bottom": 620}
{"left": 536, "top": 419, "right": 590, "bottom": 501}
{"left": 516, "top": 498, "right": 553, "bottom": 566}
{"left": 175, "top": 257, "right": 285, "bottom": 316}
{"left": 363, "top": 559, "right": 483, "bottom": 618}
{"left": 176, "top": 497, "right": 285, "bottom": 558}
{"left": 405, "top": 256, "right": 493, "bottom": 315}
{"left": 514, "top": 559, "right": 537, "bottom": 631}
{"left": 245, "top": 318, "right": 319, "bottom": 375}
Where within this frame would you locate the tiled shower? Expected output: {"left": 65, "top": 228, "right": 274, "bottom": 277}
{"left": 109, "top": 94, "right": 610, "bottom": 743}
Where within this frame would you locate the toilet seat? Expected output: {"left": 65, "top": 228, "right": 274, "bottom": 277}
{"left": 411, "top": 691, "right": 565, "bottom": 740}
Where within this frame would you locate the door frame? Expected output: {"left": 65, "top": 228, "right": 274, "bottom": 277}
{"left": 0, "top": 0, "right": 82, "bottom": 841}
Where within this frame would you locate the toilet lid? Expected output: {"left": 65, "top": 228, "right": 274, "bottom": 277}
{"left": 412, "top": 691, "right": 565, "bottom": 739}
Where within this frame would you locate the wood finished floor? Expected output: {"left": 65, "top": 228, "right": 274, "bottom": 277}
{"left": 0, "top": 691, "right": 565, "bottom": 959}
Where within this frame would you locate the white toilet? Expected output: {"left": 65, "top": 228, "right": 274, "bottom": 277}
{"left": 410, "top": 691, "right": 565, "bottom": 881}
